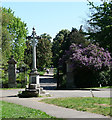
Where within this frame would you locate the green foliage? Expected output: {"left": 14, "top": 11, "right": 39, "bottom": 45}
{"left": 60, "top": 43, "right": 111, "bottom": 87}
{"left": 0, "top": 65, "right": 8, "bottom": 88}
{"left": 2, "top": 7, "right": 28, "bottom": 65}
{"left": 69, "top": 27, "right": 89, "bottom": 47}
{"left": 52, "top": 27, "right": 87, "bottom": 68}
{"left": 52, "top": 29, "right": 70, "bottom": 67}
{"left": 41, "top": 97, "right": 112, "bottom": 116}
{"left": 2, "top": 7, "right": 28, "bottom": 87}
{"left": 2, "top": 7, "right": 14, "bottom": 64}
{"left": 99, "top": 70, "right": 111, "bottom": 86}
{"left": 37, "top": 33, "right": 52, "bottom": 70}
{"left": 60, "top": 74, "right": 66, "bottom": 88}
{"left": 38, "top": 71, "right": 45, "bottom": 76}
{"left": 86, "top": 0, "right": 112, "bottom": 53}
{"left": 24, "top": 40, "right": 32, "bottom": 69}
{"left": 16, "top": 83, "right": 24, "bottom": 88}
{"left": 10, "top": 17, "right": 28, "bottom": 66}
{"left": 24, "top": 33, "right": 52, "bottom": 70}
{"left": 1, "top": 7, "right": 28, "bottom": 88}
{"left": 52, "top": 28, "right": 88, "bottom": 88}
{"left": 16, "top": 73, "right": 25, "bottom": 82}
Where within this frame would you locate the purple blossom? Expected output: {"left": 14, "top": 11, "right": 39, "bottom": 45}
{"left": 60, "top": 43, "right": 112, "bottom": 71}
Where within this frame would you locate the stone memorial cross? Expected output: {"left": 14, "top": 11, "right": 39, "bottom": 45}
{"left": 26, "top": 27, "right": 41, "bottom": 88}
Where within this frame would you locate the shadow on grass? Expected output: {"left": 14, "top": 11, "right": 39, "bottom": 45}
{"left": 56, "top": 88, "right": 101, "bottom": 91}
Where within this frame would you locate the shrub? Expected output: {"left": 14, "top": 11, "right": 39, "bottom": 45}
{"left": 1, "top": 68, "right": 8, "bottom": 88}
{"left": 60, "top": 43, "right": 112, "bottom": 87}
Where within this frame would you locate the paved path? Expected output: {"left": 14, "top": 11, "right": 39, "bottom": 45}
{"left": 1, "top": 68, "right": 111, "bottom": 119}
{"left": 40, "top": 75, "right": 57, "bottom": 90}
{"left": 1, "top": 89, "right": 111, "bottom": 119}
{"left": 39, "top": 68, "right": 57, "bottom": 90}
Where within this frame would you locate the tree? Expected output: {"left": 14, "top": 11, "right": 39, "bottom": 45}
{"left": 2, "top": 7, "right": 28, "bottom": 66}
{"left": 24, "top": 33, "right": 52, "bottom": 70}
{"left": 1, "top": 7, "right": 28, "bottom": 87}
{"left": 86, "top": 0, "right": 112, "bottom": 53}
{"left": 24, "top": 40, "right": 32, "bottom": 69}
{"left": 2, "top": 7, "right": 14, "bottom": 65}
{"left": 60, "top": 43, "right": 112, "bottom": 87}
{"left": 52, "top": 29, "right": 70, "bottom": 67}
{"left": 11, "top": 17, "right": 28, "bottom": 66}
{"left": 37, "top": 33, "right": 52, "bottom": 70}
{"left": 68, "top": 26, "right": 88, "bottom": 47}
{"left": 52, "top": 27, "right": 87, "bottom": 68}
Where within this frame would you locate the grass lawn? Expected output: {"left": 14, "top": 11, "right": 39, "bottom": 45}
{"left": 40, "top": 97, "right": 112, "bottom": 116}
{"left": 86, "top": 86, "right": 112, "bottom": 89}
{"left": 1, "top": 101, "right": 55, "bottom": 118}
{"left": 0, "top": 88, "right": 22, "bottom": 90}
{"left": 39, "top": 71, "right": 45, "bottom": 76}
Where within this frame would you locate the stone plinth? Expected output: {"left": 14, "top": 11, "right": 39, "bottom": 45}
{"left": 66, "top": 72, "right": 76, "bottom": 88}
{"left": 19, "top": 90, "right": 39, "bottom": 97}
{"left": 18, "top": 85, "right": 46, "bottom": 98}
{"left": 18, "top": 70, "right": 46, "bottom": 97}
{"left": 7, "top": 56, "right": 17, "bottom": 88}
{"left": 66, "top": 61, "right": 76, "bottom": 89}
{"left": 29, "top": 72, "right": 40, "bottom": 88}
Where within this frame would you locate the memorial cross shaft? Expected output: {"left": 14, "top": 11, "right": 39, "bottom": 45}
{"left": 18, "top": 28, "right": 46, "bottom": 97}
{"left": 26, "top": 27, "right": 41, "bottom": 88}
{"left": 27, "top": 27, "right": 41, "bottom": 73}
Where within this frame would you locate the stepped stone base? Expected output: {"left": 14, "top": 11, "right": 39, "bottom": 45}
{"left": 18, "top": 84, "right": 47, "bottom": 98}
{"left": 18, "top": 90, "right": 39, "bottom": 98}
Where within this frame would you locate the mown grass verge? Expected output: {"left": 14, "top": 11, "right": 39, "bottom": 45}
{"left": 40, "top": 97, "right": 112, "bottom": 116}
{"left": 86, "top": 86, "right": 112, "bottom": 89}
{"left": 0, "top": 88, "right": 23, "bottom": 90}
{"left": 1, "top": 101, "right": 55, "bottom": 118}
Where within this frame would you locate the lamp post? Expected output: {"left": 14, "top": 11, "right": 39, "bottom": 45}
{"left": 26, "top": 27, "right": 41, "bottom": 88}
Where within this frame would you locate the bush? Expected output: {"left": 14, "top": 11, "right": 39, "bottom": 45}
{"left": 55, "top": 73, "right": 66, "bottom": 89}
{"left": 60, "top": 43, "right": 112, "bottom": 87}
{"left": 99, "top": 70, "right": 112, "bottom": 86}
{"left": 74, "top": 67, "right": 99, "bottom": 88}
{"left": 1, "top": 68, "right": 8, "bottom": 88}
{"left": 17, "top": 83, "right": 25, "bottom": 88}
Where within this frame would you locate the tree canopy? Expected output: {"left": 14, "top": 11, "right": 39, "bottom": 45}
{"left": 37, "top": 33, "right": 52, "bottom": 70}
{"left": 52, "top": 27, "right": 87, "bottom": 68}
{"left": 52, "top": 29, "right": 70, "bottom": 67}
{"left": 86, "top": 0, "right": 112, "bottom": 53}
{"left": 2, "top": 7, "right": 28, "bottom": 66}
{"left": 60, "top": 43, "right": 112, "bottom": 87}
{"left": 24, "top": 33, "right": 53, "bottom": 70}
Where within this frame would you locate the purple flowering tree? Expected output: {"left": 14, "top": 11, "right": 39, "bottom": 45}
{"left": 61, "top": 43, "right": 111, "bottom": 71}
{"left": 60, "top": 43, "right": 112, "bottom": 87}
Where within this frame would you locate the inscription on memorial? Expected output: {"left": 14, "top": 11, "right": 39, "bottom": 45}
{"left": 32, "top": 77, "right": 36, "bottom": 84}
